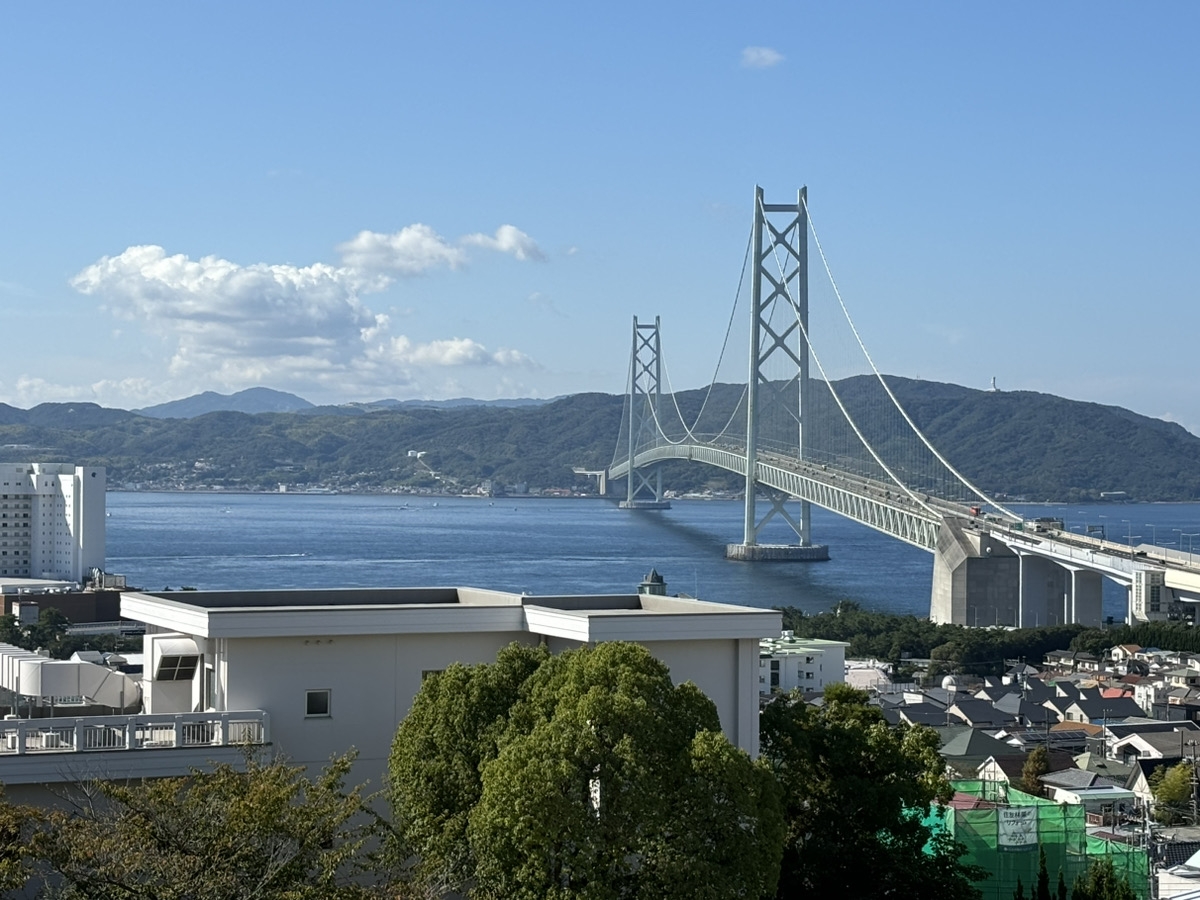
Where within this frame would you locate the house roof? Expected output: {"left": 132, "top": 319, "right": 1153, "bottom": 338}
{"left": 1116, "top": 730, "right": 1199, "bottom": 758}
{"left": 897, "top": 703, "right": 953, "bottom": 727}
{"left": 1072, "top": 752, "right": 1135, "bottom": 782}
{"left": 975, "top": 686, "right": 1018, "bottom": 703}
{"left": 1107, "top": 719, "right": 1200, "bottom": 740}
{"left": 1041, "top": 768, "right": 1106, "bottom": 790}
{"left": 921, "top": 687, "right": 970, "bottom": 708}
{"left": 992, "top": 695, "right": 1057, "bottom": 724}
{"left": 940, "top": 728, "right": 1020, "bottom": 761}
{"left": 1053, "top": 682, "right": 1083, "bottom": 700}
{"left": 1069, "top": 697, "right": 1146, "bottom": 720}
{"left": 949, "top": 698, "right": 1010, "bottom": 727}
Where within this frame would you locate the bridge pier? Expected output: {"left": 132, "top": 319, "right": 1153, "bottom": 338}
{"left": 725, "top": 543, "right": 829, "bottom": 562}
{"left": 931, "top": 522, "right": 1104, "bottom": 627}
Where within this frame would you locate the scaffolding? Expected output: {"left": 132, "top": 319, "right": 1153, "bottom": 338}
{"left": 927, "top": 780, "right": 1150, "bottom": 899}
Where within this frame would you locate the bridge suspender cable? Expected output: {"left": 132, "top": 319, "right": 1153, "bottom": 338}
{"left": 645, "top": 224, "right": 755, "bottom": 448}
{"left": 799, "top": 194, "right": 1022, "bottom": 524}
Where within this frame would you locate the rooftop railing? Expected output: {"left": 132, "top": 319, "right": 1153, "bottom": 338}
{"left": 0, "top": 711, "right": 269, "bottom": 756}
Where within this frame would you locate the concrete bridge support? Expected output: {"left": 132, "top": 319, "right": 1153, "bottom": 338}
{"left": 931, "top": 524, "right": 1104, "bottom": 627}
{"left": 1014, "top": 555, "right": 1104, "bottom": 629}
{"left": 931, "top": 519, "right": 1019, "bottom": 626}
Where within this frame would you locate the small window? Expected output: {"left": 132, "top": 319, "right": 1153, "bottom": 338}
{"left": 306, "top": 689, "right": 331, "bottom": 718}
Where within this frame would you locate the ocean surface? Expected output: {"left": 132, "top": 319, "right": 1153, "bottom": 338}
{"left": 104, "top": 493, "right": 1200, "bottom": 621}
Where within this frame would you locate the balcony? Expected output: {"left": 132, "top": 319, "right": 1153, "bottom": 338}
{"left": 0, "top": 711, "right": 270, "bottom": 784}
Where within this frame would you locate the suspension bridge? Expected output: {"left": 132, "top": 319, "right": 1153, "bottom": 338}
{"left": 607, "top": 187, "right": 1200, "bottom": 628}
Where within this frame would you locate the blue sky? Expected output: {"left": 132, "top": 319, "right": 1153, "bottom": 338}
{"left": 2, "top": 3, "right": 1197, "bottom": 433}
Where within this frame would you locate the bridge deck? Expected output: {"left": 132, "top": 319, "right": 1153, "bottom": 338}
{"left": 611, "top": 442, "right": 955, "bottom": 551}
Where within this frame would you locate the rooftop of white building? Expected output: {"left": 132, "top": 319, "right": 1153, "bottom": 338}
{"left": 121, "top": 587, "right": 781, "bottom": 643}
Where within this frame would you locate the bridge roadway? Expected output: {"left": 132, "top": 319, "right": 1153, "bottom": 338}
{"left": 611, "top": 442, "right": 1200, "bottom": 615}
{"left": 992, "top": 523, "right": 1200, "bottom": 602}
{"left": 609, "top": 441, "right": 969, "bottom": 551}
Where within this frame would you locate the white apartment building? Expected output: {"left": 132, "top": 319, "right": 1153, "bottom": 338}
{"left": 0, "top": 585, "right": 781, "bottom": 796}
{"left": 759, "top": 632, "right": 850, "bottom": 694}
{"left": 0, "top": 464, "right": 105, "bottom": 583}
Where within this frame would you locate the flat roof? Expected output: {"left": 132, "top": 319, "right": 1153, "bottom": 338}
{"left": 120, "top": 586, "right": 782, "bottom": 643}
{"left": 0, "top": 578, "right": 77, "bottom": 595}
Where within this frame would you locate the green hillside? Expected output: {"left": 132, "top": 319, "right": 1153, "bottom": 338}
{"left": 0, "top": 379, "right": 1197, "bottom": 499}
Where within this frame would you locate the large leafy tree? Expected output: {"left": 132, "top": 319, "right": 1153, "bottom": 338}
{"left": 387, "top": 642, "right": 549, "bottom": 888}
{"left": 390, "top": 641, "right": 784, "bottom": 900}
{"left": 760, "top": 683, "right": 984, "bottom": 900}
{"left": 18, "top": 751, "right": 383, "bottom": 900}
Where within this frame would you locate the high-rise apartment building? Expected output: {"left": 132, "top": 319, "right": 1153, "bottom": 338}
{"left": 0, "top": 464, "right": 105, "bottom": 583}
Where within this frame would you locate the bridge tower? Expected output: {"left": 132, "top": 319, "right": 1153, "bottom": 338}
{"left": 618, "top": 315, "right": 670, "bottom": 509}
{"left": 726, "top": 186, "right": 828, "bottom": 561}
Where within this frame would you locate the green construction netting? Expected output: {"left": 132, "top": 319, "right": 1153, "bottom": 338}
{"left": 922, "top": 780, "right": 1150, "bottom": 900}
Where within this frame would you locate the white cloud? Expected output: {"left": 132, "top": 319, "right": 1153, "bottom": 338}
{"left": 337, "top": 224, "right": 467, "bottom": 276}
{"left": 741, "top": 46, "right": 784, "bottom": 69}
{"left": 461, "top": 225, "right": 546, "bottom": 261}
{"left": 69, "top": 222, "right": 545, "bottom": 403}
{"left": 367, "top": 334, "right": 535, "bottom": 368}
{"left": 9, "top": 376, "right": 158, "bottom": 408}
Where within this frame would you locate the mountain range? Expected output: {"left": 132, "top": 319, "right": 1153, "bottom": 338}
{"left": 135, "top": 388, "right": 552, "bottom": 419}
{"left": 0, "top": 380, "right": 1197, "bottom": 501}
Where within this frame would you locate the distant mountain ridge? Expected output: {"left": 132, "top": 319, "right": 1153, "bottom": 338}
{"left": 0, "top": 379, "right": 1197, "bottom": 500}
{"left": 136, "top": 388, "right": 315, "bottom": 419}
{"left": 135, "top": 388, "right": 554, "bottom": 419}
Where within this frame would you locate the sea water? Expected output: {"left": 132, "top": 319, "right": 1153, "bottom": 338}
{"left": 104, "top": 493, "right": 1200, "bottom": 621}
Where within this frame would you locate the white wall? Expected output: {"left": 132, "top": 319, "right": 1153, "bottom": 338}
{"left": 219, "top": 631, "right": 534, "bottom": 781}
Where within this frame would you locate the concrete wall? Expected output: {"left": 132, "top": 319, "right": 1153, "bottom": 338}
{"left": 219, "top": 631, "right": 533, "bottom": 781}
{"left": 931, "top": 522, "right": 1020, "bottom": 626}
{"left": 932, "top": 527, "right": 1108, "bottom": 628}
{"left": 142, "top": 628, "right": 763, "bottom": 785}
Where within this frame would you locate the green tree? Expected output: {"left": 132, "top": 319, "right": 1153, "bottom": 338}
{"left": 1057, "top": 869, "right": 1069, "bottom": 900}
{"left": 0, "top": 614, "right": 20, "bottom": 645}
{"left": 26, "top": 607, "right": 70, "bottom": 650}
{"left": 1021, "top": 746, "right": 1051, "bottom": 796}
{"left": 1070, "top": 858, "right": 1138, "bottom": 900}
{"left": 1014, "top": 878, "right": 1027, "bottom": 900}
{"left": 1036, "top": 847, "right": 1052, "bottom": 900}
{"left": 22, "top": 751, "right": 383, "bottom": 900}
{"left": 391, "top": 641, "right": 785, "bottom": 900}
{"left": 469, "top": 644, "right": 783, "bottom": 900}
{"left": 760, "top": 683, "right": 984, "bottom": 900}
{"left": 388, "top": 642, "right": 549, "bottom": 888}
{"left": 0, "top": 786, "right": 38, "bottom": 893}
{"left": 1149, "top": 761, "right": 1194, "bottom": 824}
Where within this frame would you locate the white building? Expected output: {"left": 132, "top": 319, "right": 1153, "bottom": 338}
{"left": 0, "top": 585, "right": 780, "bottom": 795}
{"left": 0, "top": 464, "right": 105, "bottom": 583}
{"left": 759, "top": 631, "right": 849, "bottom": 694}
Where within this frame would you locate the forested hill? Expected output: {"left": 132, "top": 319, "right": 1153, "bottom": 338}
{"left": 0, "top": 377, "right": 1197, "bottom": 499}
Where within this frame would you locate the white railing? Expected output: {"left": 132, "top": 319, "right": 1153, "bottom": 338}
{"left": 0, "top": 711, "right": 269, "bottom": 756}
